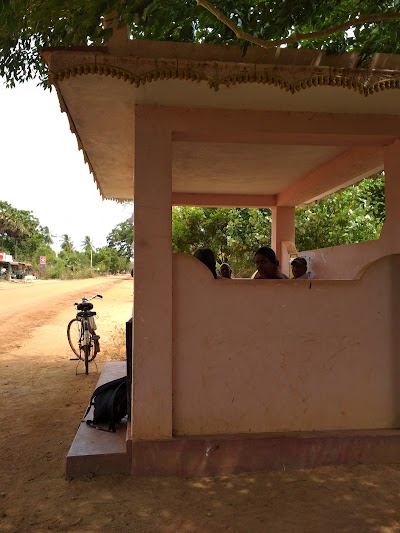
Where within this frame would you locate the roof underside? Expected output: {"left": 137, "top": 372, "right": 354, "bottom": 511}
{"left": 43, "top": 40, "right": 400, "bottom": 206}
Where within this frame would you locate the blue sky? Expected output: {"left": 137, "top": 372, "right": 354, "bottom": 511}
{"left": 0, "top": 80, "right": 132, "bottom": 252}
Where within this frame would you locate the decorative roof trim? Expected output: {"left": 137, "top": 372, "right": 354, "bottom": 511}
{"left": 53, "top": 82, "right": 128, "bottom": 202}
{"left": 50, "top": 62, "right": 400, "bottom": 95}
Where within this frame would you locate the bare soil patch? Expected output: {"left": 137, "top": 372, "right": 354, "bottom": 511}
{"left": 1, "top": 276, "right": 400, "bottom": 533}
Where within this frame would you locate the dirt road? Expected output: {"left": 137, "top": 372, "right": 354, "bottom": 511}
{"left": 1, "top": 276, "right": 400, "bottom": 533}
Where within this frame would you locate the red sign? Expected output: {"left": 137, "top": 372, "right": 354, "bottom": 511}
{"left": 0, "top": 251, "right": 5, "bottom": 261}
{"left": 39, "top": 256, "right": 47, "bottom": 265}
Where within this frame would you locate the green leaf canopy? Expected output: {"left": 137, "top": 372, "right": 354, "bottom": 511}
{"left": 1, "top": 1, "right": 400, "bottom": 86}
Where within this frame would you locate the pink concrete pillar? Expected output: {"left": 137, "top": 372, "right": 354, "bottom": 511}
{"left": 132, "top": 106, "right": 172, "bottom": 439}
{"left": 271, "top": 206, "right": 295, "bottom": 277}
{"left": 382, "top": 141, "right": 400, "bottom": 246}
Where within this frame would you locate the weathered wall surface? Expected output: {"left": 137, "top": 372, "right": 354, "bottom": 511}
{"left": 172, "top": 253, "right": 400, "bottom": 435}
{"left": 302, "top": 238, "right": 382, "bottom": 280}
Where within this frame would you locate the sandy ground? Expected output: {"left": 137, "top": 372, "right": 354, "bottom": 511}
{"left": 1, "top": 276, "right": 400, "bottom": 533}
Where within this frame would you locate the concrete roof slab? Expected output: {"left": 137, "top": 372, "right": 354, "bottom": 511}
{"left": 43, "top": 41, "right": 400, "bottom": 204}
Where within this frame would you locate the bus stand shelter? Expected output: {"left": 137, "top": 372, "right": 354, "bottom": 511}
{"left": 43, "top": 31, "right": 400, "bottom": 477}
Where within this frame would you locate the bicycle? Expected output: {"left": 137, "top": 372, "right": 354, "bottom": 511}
{"left": 67, "top": 294, "right": 103, "bottom": 374}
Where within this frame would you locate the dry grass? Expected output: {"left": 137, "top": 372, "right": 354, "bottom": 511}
{"left": 102, "top": 323, "right": 126, "bottom": 361}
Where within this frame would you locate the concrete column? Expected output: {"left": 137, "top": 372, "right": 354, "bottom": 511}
{"left": 382, "top": 141, "right": 400, "bottom": 247}
{"left": 384, "top": 141, "right": 400, "bottom": 427}
{"left": 271, "top": 206, "right": 295, "bottom": 277}
{"left": 132, "top": 106, "right": 172, "bottom": 439}
{"left": 103, "top": 12, "right": 130, "bottom": 55}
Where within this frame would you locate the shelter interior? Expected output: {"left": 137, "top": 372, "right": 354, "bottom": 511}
{"left": 43, "top": 29, "right": 400, "bottom": 476}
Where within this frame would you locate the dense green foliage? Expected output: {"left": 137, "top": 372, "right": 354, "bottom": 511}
{"left": 0, "top": 200, "right": 53, "bottom": 263}
{"left": 172, "top": 174, "right": 385, "bottom": 277}
{"left": 172, "top": 206, "right": 272, "bottom": 276}
{"left": 106, "top": 219, "right": 134, "bottom": 260}
{"left": 0, "top": 201, "right": 132, "bottom": 279}
{"left": 295, "top": 175, "right": 384, "bottom": 251}
{"left": 0, "top": 175, "right": 386, "bottom": 278}
{"left": 1, "top": 1, "right": 400, "bottom": 86}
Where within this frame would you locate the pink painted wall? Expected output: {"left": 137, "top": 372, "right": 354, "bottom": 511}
{"left": 172, "top": 253, "right": 400, "bottom": 435}
{"left": 298, "top": 239, "right": 383, "bottom": 280}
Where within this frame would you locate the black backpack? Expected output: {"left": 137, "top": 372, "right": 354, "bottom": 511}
{"left": 84, "top": 376, "right": 128, "bottom": 432}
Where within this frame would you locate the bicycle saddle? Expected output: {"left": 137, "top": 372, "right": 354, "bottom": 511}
{"left": 77, "top": 302, "right": 93, "bottom": 311}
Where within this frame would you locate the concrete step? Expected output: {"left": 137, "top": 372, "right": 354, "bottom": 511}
{"left": 66, "top": 361, "right": 130, "bottom": 478}
{"left": 66, "top": 360, "right": 400, "bottom": 478}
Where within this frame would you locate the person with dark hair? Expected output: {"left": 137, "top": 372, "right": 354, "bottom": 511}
{"left": 291, "top": 257, "right": 308, "bottom": 279}
{"left": 219, "top": 262, "right": 233, "bottom": 279}
{"left": 193, "top": 248, "right": 218, "bottom": 279}
{"left": 252, "top": 246, "right": 288, "bottom": 279}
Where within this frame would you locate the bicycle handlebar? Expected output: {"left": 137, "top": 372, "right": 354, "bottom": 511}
{"left": 74, "top": 294, "right": 103, "bottom": 306}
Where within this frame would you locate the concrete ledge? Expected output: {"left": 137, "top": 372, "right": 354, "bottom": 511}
{"left": 66, "top": 361, "right": 130, "bottom": 478}
{"left": 132, "top": 429, "right": 400, "bottom": 477}
{"left": 66, "top": 361, "right": 400, "bottom": 478}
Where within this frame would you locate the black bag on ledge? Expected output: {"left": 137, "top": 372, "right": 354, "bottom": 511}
{"left": 84, "top": 376, "right": 128, "bottom": 432}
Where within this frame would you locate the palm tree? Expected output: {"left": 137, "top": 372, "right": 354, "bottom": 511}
{"left": 82, "top": 236, "right": 93, "bottom": 268}
{"left": 39, "top": 226, "right": 53, "bottom": 246}
{"left": 60, "top": 234, "right": 74, "bottom": 253}
{"left": 0, "top": 201, "right": 31, "bottom": 239}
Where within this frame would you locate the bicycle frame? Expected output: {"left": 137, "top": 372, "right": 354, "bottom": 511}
{"left": 83, "top": 318, "right": 90, "bottom": 345}
{"left": 67, "top": 294, "right": 103, "bottom": 375}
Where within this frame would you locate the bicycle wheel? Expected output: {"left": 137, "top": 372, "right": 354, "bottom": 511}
{"left": 67, "top": 318, "right": 84, "bottom": 359}
{"left": 86, "top": 333, "right": 96, "bottom": 362}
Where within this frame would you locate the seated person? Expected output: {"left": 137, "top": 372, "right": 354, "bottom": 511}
{"left": 193, "top": 248, "right": 218, "bottom": 279}
{"left": 291, "top": 257, "right": 308, "bottom": 279}
{"left": 219, "top": 262, "right": 232, "bottom": 279}
{"left": 252, "top": 246, "right": 288, "bottom": 279}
